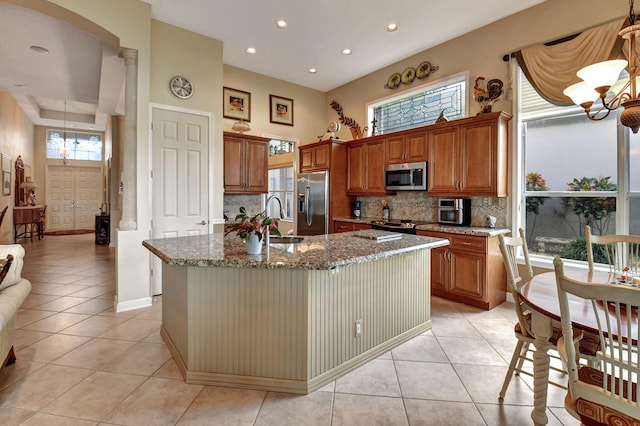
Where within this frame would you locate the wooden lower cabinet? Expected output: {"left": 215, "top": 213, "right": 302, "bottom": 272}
{"left": 418, "top": 230, "right": 506, "bottom": 310}
{"left": 333, "top": 220, "right": 372, "bottom": 233}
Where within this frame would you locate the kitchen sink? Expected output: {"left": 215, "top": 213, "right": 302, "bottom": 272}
{"left": 269, "top": 236, "right": 304, "bottom": 244}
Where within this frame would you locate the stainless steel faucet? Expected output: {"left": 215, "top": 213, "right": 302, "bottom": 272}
{"left": 265, "top": 195, "right": 285, "bottom": 255}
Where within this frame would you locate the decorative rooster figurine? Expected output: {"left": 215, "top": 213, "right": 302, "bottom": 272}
{"left": 473, "top": 77, "right": 503, "bottom": 114}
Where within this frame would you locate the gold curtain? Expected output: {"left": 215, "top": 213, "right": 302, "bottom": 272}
{"left": 515, "top": 18, "right": 626, "bottom": 105}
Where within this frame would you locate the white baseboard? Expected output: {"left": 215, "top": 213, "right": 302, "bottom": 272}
{"left": 116, "top": 297, "right": 152, "bottom": 312}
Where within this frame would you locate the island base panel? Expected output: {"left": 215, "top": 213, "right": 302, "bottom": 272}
{"left": 161, "top": 248, "right": 432, "bottom": 394}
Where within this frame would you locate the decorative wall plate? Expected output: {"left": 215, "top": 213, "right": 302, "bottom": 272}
{"left": 401, "top": 67, "right": 416, "bottom": 84}
{"left": 386, "top": 73, "right": 401, "bottom": 89}
{"left": 328, "top": 121, "right": 341, "bottom": 132}
{"left": 416, "top": 61, "right": 432, "bottom": 79}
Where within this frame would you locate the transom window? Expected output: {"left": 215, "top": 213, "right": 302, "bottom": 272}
{"left": 367, "top": 72, "right": 467, "bottom": 135}
{"left": 46, "top": 129, "right": 103, "bottom": 161}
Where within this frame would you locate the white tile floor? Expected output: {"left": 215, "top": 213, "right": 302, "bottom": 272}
{"left": 0, "top": 233, "right": 580, "bottom": 425}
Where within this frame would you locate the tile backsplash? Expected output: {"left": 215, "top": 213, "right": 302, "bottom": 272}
{"left": 358, "top": 193, "right": 508, "bottom": 228}
{"left": 224, "top": 193, "right": 509, "bottom": 229}
{"left": 223, "top": 194, "right": 263, "bottom": 221}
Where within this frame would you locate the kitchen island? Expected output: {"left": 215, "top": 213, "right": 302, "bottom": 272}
{"left": 143, "top": 230, "right": 449, "bottom": 394}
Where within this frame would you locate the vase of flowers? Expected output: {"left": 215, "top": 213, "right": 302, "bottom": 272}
{"left": 225, "top": 207, "right": 281, "bottom": 255}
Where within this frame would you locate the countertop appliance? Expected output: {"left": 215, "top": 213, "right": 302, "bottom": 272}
{"left": 370, "top": 219, "right": 437, "bottom": 235}
{"left": 438, "top": 198, "right": 471, "bottom": 226}
{"left": 297, "top": 171, "right": 329, "bottom": 235}
{"left": 384, "top": 161, "right": 427, "bottom": 191}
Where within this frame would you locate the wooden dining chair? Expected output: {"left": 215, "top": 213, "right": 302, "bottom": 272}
{"left": 554, "top": 256, "right": 640, "bottom": 425}
{"left": 498, "top": 228, "right": 599, "bottom": 400}
{"left": 585, "top": 225, "right": 640, "bottom": 276}
{"left": 498, "top": 228, "right": 567, "bottom": 399}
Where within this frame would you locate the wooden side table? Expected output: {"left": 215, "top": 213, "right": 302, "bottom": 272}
{"left": 14, "top": 205, "right": 44, "bottom": 243}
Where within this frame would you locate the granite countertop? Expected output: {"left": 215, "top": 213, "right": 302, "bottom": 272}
{"left": 335, "top": 217, "right": 510, "bottom": 237}
{"left": 143, "top": 231, "right": 449, "bottom": 270}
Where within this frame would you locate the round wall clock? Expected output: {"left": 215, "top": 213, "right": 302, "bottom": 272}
{"left": 169, "top": 76, "right": 193, "bottom": 99}
{"left": 401, "top": 67, "right": 416, "bottom": 84}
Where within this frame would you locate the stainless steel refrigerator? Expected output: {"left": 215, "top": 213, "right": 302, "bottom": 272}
{"left": 297, "top": 171, "right": 329, "bottom": 235}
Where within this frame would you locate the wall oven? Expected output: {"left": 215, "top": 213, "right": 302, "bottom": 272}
{"left": 384, "top": 161, "right": 427, "bottom": 191}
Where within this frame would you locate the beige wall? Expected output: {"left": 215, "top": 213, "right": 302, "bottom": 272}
{"left": 150, "top": 19, "right": 225, "bottom": 218}
{"left": 325, "top": 0, "right": 629, "bottom": 138}
{"left": 0, "top": 93, "right": 34, "bottom": 244}
{"left": 223, "top": 65, "right": 326, "bottom": 146}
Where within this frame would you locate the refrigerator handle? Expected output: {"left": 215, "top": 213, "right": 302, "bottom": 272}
{"left": 305, "top": 186, "right": 312, "bottom": 226}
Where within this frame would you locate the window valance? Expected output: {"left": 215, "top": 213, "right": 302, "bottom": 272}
{"left": 514, "top": 18, "right": 626, "bottom": 106}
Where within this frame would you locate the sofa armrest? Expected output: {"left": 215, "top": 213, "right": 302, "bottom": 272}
{"left": 0, "top": 279, "right": 31, "bottom": 330}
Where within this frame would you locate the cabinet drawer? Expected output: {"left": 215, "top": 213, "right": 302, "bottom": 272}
{"left": 450, "top": 234, "right": 486, "bottom": 253}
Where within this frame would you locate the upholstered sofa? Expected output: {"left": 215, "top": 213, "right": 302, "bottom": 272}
{"left": 0, "top": 245, "right": 31, "bottom": 371}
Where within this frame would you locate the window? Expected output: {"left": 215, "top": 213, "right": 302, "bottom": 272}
{"left": 519, "top": 70, "right": 640, "bottom": 264}
{"left": 46, "top": 129, "right": 103, "bottom": 161}
{"left": 266, "top": 167, "right": 294, "bottom": 220}
{"left": 368, "top": 72, "right": 467, "bottom": 135}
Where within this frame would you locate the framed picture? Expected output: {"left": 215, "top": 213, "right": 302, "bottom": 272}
{"left": 269, "top": 95, "right": 294, "bottom": 126}
{"left": 1, "top": 153, "right": 10, "bottom": 175}
{"left": 223, "top": 87, "right": 251, "bottom": 122}
{"left": 2, "top": 171, "right": 10, "bottom": 196}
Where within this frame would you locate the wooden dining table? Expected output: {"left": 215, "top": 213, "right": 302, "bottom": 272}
{"left": 518, "top": 269, "right": 638, "bottom": 426}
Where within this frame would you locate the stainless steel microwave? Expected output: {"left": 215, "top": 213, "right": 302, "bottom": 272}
{"left": 384, "top": 161, "right": 427, "bottom": 191}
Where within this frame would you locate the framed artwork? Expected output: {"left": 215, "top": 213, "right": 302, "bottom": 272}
{"left": 1, "top": 153, "right": 10, "bottom": 175}
{"left": 223, "top": 87, "right": 251, "bottom": 122}
{"left": 269, "top": 95, "right": 294, "bottom": 126}
{"left": 2, "top": 171, "right": 10, "bottom": 196}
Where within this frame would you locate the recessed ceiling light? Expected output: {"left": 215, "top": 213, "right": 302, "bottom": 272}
{"left": 386, "top": 23, "right": 398, "bottom": 32}
{"left": 342, "top": 49, "right": 352, "bottom": 55}
{"left": 246, "top": 47, "right": 257, "bottom": 54}
{"left": 309, "top": 68, "right": 317, "bottom": 74}
{"left": 30, "top": 45, "right": 49, "bottom": 54}
{"left": 275, "top": 20, "right": 288, "bottom": 29}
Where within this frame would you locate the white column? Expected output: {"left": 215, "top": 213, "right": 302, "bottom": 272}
{"left": 119, "top": 48, "right": 138, "bottom": 230}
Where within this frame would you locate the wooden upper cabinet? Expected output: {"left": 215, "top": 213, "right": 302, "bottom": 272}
{"left": 428, "top": 111, "right": 511, "bottom": 197}
{"left": 385, "top": 130, "right": 428, "bottom": 164}
{"left": 428, "top": 125, "right": 459, "bottom": 194}
{"left": 223, "top": 132, "right": 269, "bottom": 194}
{"left": 347, "top": 138, "right": 388, "bottom": 195}
{"left": 299, "top": 140, "right": 332, "bottom": 172}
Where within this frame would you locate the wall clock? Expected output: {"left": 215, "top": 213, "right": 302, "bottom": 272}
{"left": 169, "top": 76, "right": 194, "bottom": 99}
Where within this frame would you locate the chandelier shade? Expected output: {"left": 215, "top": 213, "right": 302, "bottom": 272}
{"left": 564, "top": 1, "right": 640, "bottom": 133}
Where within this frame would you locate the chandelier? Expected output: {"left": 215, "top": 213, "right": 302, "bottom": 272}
{"left": 563, "top": 0, "right": 640, "bottom": 133}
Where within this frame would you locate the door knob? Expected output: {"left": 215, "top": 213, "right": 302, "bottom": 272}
{"left": 196, "top": 220, "right": 208, "bottom": 225}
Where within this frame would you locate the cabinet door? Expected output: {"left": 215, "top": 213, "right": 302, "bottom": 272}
{"left": 385, "top": 135, "right": 405, "bottom": 164}
{"left": 365, "top": 140, "right": 386, "bottom": 193}
{"left": 223, "top": 136, "right": 245, "bottom": 192}
{"left": 347, "top": 143, "right": 366, "bottom": 193}
{"left": 459, "top": 120, "right": 497, "bottom": 194}
{"left": 244, "top": 139, "right": 268, "bottom": 193}
{"left": 313, "top": 143, "right": 331, "bottom": 169}
{"left": 428, "top": 126, "right": 459, "bottom": 194}
{"left": 449, "top": 250, "right": 485, "bottom": 301}
{"left": 430, "top": 246, "right": 449, "bottom": 294}
{"left": 300, "top": 146, "right": 314, "bottom": 171}
{"left": 404, "top": 131, "right": 428, "bottom": 163}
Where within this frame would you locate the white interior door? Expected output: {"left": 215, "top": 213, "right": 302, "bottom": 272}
{"left": 151, "top": 108, "right": 210, "bottom": 295}
{"left": 47, "top": 165, "right": 102, "bottom": 230}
